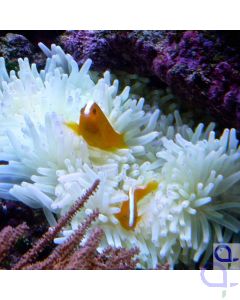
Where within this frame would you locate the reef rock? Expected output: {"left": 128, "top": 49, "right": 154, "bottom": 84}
{"left": 0, "top": 33, "right": 35, "bottom": 70}
{"left": 61, "top": 30, "right": 240, "bottom": 131}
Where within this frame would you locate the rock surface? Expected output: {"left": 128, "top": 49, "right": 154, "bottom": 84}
{"left": 61, "top": 30, "right": 240, "bottom": 131}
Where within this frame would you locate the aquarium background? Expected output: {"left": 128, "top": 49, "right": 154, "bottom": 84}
{"left": 0, "top": 30, "right": 239, "bottom": 270}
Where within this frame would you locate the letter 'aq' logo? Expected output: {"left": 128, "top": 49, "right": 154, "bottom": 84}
{"left": 200, "top": 244, "right": 240, "bottom": 298}
{"left": 214, "top": 244, "right": 239, "bottom": 264}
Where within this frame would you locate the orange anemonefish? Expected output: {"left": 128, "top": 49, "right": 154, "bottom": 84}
{"left": 115, "top": 181, "right": 158, "bottom": 230}
{"left": 66, "top": 101, "right": 127, "bottom": 151}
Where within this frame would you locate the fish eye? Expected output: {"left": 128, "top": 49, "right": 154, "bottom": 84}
{"left": 92, "top": 108, "right": 97, "bottom": 114}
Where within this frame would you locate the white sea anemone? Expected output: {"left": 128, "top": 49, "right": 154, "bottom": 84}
{"left": 138, "top": 128, "right": 240, "bottom": 267}
{"left": 0, "top": 111, "right": 153, "bottom": 261}
{"left": 0, "top": 44, "right": 162, "bottom": 160}
{"left": 0, "top": 44, "right": 165, "bottom": 267}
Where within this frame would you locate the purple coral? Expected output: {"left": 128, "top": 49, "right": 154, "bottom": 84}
{"left": 61, "top": 30, "right": 240, "bottom": 131}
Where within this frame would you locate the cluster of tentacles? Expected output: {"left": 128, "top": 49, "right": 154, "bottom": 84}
{"left": 0, "top": 180, "right": 141, "bottom": 270}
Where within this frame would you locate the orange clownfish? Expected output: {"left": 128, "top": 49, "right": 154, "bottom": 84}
{"left": 115, "top": 181, "right": 158, "bottom": 231}
{"left": 66, "top": 101, "right": 127, "bottom": 151}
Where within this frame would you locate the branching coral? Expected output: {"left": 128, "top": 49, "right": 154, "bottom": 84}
{"left": 0, "top": 42, "right": 239, "bottom": 269}
{"left": 0, "top": 222, "right": 28, "bottom": 265}
{"left": 0, "top": 180, "right": 139, "bottom": 270}
{"left": 13, "top": 179, "right": 100, "bottom": 269}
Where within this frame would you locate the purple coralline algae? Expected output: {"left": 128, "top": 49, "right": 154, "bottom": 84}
{"left": 61, "top": 30, "right": 240, "bottom": 131}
